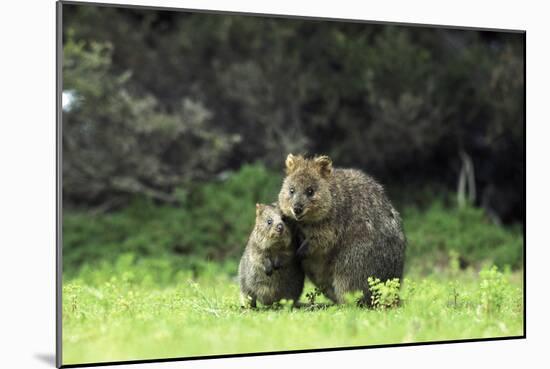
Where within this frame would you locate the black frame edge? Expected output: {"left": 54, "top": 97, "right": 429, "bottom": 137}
{"left": 60, "top": 336, "right": 526, "bottom": 368}
{"left": 56, "top": 1, "right": 64, "bottom": 367}
{"left": 522, "top": 30, "right": 526, "bottom": 339}
{"left": 58, "top": 0, "right": 526, "bottom": 34}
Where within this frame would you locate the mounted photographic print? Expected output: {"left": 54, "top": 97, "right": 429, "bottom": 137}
{"left": 56, "top": 1, "right": 525, "bottom": 367}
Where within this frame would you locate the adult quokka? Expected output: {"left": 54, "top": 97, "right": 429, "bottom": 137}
{"left": 278, "top": 154, "right": 406, "bottom": 306}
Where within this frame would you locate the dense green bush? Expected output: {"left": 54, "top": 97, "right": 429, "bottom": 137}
{"left": 63, "top": 164, "right": 523, "bottom": 276}
{"left": 63, "top": 164, "right": 283, "bottom": 276}
{"left": 404, "top": 201, "right": 523, "bottom": 270}
{"left": 63, "top": 33, "right": 240, "bottom": 206}
{"left": 63, "top": 5, "right": 524, "bottom": 223}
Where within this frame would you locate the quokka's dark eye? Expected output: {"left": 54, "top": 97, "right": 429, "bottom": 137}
{"left": 289, "top": 187, "right": 295, "bottom": 195}
{"left": 306, "top": 187, "right": 314, "bottom": 197}
{"left": 267, "top": 218, "right": 273, "bottom": 225}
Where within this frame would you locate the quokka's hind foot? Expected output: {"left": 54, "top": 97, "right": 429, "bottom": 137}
{"left": 240, "top": 293, "right": 257, "bottom": 309}
{"left": 291, "top": 300, "right": 306, "bottom": 309}
{"left": 357, "top": 291, "right": 374, "bottom": 308}
{"left": 356, "top": 298, "right": 373, "bottom": 308}
{"left": 303, "top": 302, "right": 333, "bottom": 311}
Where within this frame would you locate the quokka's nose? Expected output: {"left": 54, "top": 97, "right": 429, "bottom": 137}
{"left": 276, "top": 223, "right": 284, "bottom": 233}
{"left": 293, "top": 204, "right": 304, "bottom": 216}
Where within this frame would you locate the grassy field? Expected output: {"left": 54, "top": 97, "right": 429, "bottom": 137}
{"left": 61, "top": 166, "right": 524, "bottom": 365}
{"left": 62, "top": 257, "right": 523, "bottom": 365}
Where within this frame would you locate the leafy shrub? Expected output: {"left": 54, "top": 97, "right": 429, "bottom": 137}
{"left": 63, "top": 164, "right": 282, "bottom": 275}
{"left": 477, "top": 265, "right": 520, "bottom": 315}
{"left": 404, "top": 201, "right": 523, "bottom": 270}
{"left": 63, "top": 34, "right": 239, "bottom": 206}
{"left": 64, "top": 9, "right": 524, "bottom": 224}
{"left": 367, "top": 277, "right": 401, "bottom": 309}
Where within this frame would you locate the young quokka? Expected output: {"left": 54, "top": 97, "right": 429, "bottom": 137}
{"left": 239, "top": 203, "right": 305, "bottom": 308}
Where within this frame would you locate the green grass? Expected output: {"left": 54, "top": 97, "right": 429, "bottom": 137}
{"left": 62, "top": 258, "right": 523, "bottom": 365}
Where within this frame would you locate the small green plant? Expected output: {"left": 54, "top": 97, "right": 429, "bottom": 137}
{"left": 478, "top": 265, "right": 509, "bottom": 315}
{"left": 63, "top": 283, "right": 82, "bottom": 314}
{"left": 447, "top": 280, "right": 460, "bottom": 309}
{"left": 367, "top": 277, "right": 401, "bottom": 309}
{"left": 305, "top": 288, "right": 322, "bottom": 305}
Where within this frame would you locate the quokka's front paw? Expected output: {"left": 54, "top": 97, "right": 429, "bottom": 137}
{"left": 296, "top": 239, "right": 309, "bottom": 259}
{"left": 262, "top": 257, "right": 274, "bottom": 276}
{"left": 272, "top": 257, "right": 283, "bottom": 270}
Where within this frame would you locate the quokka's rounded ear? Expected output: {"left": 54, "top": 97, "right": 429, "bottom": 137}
{"left": 314, "top": 155, "right": 333, "bottom": 178}
{"left": 256, "top": 203, "right": 265, "bottom": 216}
{"left": 285, "top": 153, "right": 298, "bottom": 175}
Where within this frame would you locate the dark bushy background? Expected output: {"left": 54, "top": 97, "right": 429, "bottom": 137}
{"left": 62, "top": 4, "right": 524, "bottom": 275}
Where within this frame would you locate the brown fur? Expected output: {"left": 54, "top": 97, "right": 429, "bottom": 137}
{"left": 278, "top": 154, "right": 406, "bottom": 305}
{"left": 238, "top": 204, "right": 305, "bottom": 307}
